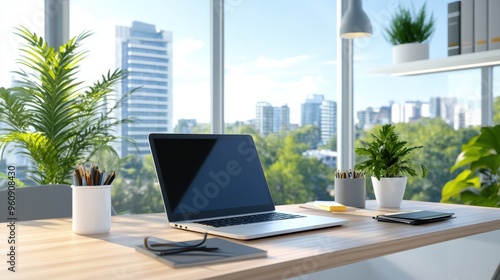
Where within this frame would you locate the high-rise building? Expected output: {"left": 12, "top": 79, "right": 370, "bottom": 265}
{"left": 454, "top": 106, "right": 467, "bottom": 129}
{"left": 377, "top": 106, "right": 392, "bottom": 124}
{"left": 274, "top": 105, "right": 290, "bottom": 133}
{"left": 320, "top": 100, "right": 337, "bottom": 145}
{"left": 255, "top": 102, "right": 290, "bottom": 136}
{"left": 430, "top": 97, "right": 457, "bottom": 126}
{"left": 357, "top": 106, "right": 392, "bottom": 130}
{"left": 301, "top": 94, "right": 324, "bottom": 127}
{"left": 392, "top": 101, "right": 430, "bottom": 124}
{"left": 357, "top": 107, "right": 377, "bottom": 129}
{"left": 115, "top": 21, "right": 172, "bottom": 157}
{"left": 462, "top": 99, "right": 481, "bottom": 128}
{"left": 403, "top": 101, "right": 419, "bottom": 123}
{"left": 256, "top": 102, "right": 274, "bottom": 136}
{"left": 391, "top": 103, "right": 402, "bottom": 124}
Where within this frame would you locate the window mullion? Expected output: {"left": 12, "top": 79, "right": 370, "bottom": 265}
{"left": 44, "top": 0, "right": 70, "bottom": 48}
{"left": 210, "top": 0, "right": 224, "bottom": 134}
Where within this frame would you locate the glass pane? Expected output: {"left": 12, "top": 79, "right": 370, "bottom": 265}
{"left": 71, "top": 0, "right": 210, "bottom": 213}
{"left": 225, "top": 0, "right": 337, "bottom": 205}
{"left": 1, "top": 1, "right": 44, "bottom": 87}
{"left": 0, "top": 1, "right": 45, "bottom": 183}
{"left": 355, "top": 0, "right": 485, "bottom": 202}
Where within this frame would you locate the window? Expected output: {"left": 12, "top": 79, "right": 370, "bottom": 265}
{"left": 70, "top": 0, "right": 210, "bottom": 213}
{"left": 224, "top": 0, "right": 338, "bottom": 204}
{"left": 353, "top": 0, "right": 491, "bottom": 202}
{"left": 3, "top": 1, "right": 497, "bottom": 213}
{"left": 0, "top": 1, "right": 45, "bottom": 182}
{"left": 0, "top": 1, "right": 44, "bottom": 88}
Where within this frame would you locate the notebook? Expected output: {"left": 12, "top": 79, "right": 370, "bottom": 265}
{"left": 373, "top": 210, "right": 455, "bottom": 225}
{"left": 148, "top": 133, "right": 348, "bottom": 240}
{"left": 136, "top": 236, "right": 267, "bottom": 268}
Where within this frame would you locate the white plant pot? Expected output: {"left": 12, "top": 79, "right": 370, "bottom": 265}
{"left": 392, "top": 43, "right": 429, "bottom": 64}
{"left": 371, "top": 176, "right": 407, "bottom": 208}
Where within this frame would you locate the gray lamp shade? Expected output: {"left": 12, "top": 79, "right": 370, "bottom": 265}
{"left": 339, "top": 0, "right": 373, "bottom": 38}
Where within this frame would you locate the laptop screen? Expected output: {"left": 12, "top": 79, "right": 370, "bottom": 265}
{"left": 149, "top": 134, "right": 275, "bottom": 222}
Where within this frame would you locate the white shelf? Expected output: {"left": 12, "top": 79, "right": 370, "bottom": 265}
{"left": 370, "top": 49, "right": 500, "bottom": 76}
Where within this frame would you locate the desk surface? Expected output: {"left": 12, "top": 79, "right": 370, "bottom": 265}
{"left": 3, "top": 200, "right": 500, "bottom": 279}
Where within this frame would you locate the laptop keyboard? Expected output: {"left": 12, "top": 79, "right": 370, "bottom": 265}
{"left": 194, "top": 212, "right": 305, "bottom": 228}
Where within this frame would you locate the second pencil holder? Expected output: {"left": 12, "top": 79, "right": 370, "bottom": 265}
{"left": 72, "top": 185, "right": 112, "bottom": 235}
{"left": 334, "top": 178, "right": 366, "bottom": 208}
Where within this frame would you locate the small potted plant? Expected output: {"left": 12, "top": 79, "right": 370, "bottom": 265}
{"left": 355, "top": 124, "right": 428, "bottom": 208}
{"left": 384, "top": 3, "right": 435, "bottom": 64}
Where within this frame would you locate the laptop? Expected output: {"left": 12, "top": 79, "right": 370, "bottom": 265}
{"left": 148, "top": 133, "right": 348, "bottom": 240}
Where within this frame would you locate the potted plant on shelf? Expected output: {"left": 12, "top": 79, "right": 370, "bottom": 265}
{"left": 355, "top": 124, "right": 428, "bottom": 208}
{"left": 384, "top": 3, "right": 435, "bottom": 64}
{"left": 441, "top": 125, "right": 500, "bottom": 207}
{"left": 0, "top": 26, "right": 135, "bottom": 185}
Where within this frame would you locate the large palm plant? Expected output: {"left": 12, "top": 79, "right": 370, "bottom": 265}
{"left": 0, "top": 27, "right": 134, "bottom": 185}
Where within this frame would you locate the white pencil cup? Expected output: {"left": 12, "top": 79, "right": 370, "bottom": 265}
{"left": 72, "top": 185, "right": 112, "bottom": 235}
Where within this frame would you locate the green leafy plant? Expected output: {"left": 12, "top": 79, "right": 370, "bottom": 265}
{"left": 384, "top": 3, "right": 435, "bottom": 45}
{"left": 355, "top": 124, "right": 428, "bottom": 180}
{"left": 441, "top": 125, "right": 500, "bottom": 207}
{"left": 0, "top": 27, "right": 135, "bottom": 185}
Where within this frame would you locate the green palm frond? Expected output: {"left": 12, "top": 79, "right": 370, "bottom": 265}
{"left": 0, "top": 26, "right": 135, "bottom": 185}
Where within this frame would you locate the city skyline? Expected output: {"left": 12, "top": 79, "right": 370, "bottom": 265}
{"left": 174, "top": 93, "right": 481, "bottom": 138}
{"left": 211, "top": 94, "right": 481, "bottom": 130}
{"left": 1, "top": 1, "right": 497, "bottom": 127}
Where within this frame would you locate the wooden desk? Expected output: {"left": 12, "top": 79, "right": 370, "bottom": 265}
{"left": 2, "top": 201, "right": 500, "bottom": 279}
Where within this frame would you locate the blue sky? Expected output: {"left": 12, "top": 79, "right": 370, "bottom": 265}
{"left": 1, "top": 0, "right": 496, "bottom": 125}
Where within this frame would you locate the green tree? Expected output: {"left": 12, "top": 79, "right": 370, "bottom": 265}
{"left": 494, "top": 96, "right": 500, "bottom": 125}
{"left": 266, "top": 135, "right": 315, "bottom": 204}
{"left": 321, "top": 134, "right": 337, "bottom": 151}
{"left": 192, "top": 123, "right": 210, "bottom": 134}
{"left": 289, "top": 126, "right": 332, "bottom": 200}
{"left": 236, "top": 125, "right": 284, "bottom": 170}
{"left": 355, "top": 119, "right": 479, "bottom": 202}
{"left": 111, "top": 155, "right": 163, "bottom": 214}
{"left": 256, "top": 126, "right": 334, "bottom": 204}
{"left": 396, "top": 119, "right": 478, "bottom": 202}
{"left": 297, "top": 155, "right": 332, "bottom": 201}
{"left": 290, "top": 125, "right": 322, "bottom": 149}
